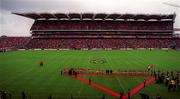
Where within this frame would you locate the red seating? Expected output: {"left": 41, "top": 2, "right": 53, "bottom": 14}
{"left": 31, "top": 20, "right": 173, "bottom": 31}
{"left": 0, "top": 37, "right": 179, "bottom": 49}
{"left": 25, "top": 38, "right": 177, "bottom": 49}
{"left": 0, "top": 37, "right": 30, "bottom": 49}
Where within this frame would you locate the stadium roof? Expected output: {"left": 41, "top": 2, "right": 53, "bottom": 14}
{"left": 12, "top": 12, "right": 176, "bottom": 21}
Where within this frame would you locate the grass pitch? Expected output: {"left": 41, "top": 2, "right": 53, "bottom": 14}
{"left": 0, "top": 50, "right": 180, "bottom": 99}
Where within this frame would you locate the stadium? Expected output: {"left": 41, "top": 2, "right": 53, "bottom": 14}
{"left": 0, "top": 1, "right": 180, "bottom": 99}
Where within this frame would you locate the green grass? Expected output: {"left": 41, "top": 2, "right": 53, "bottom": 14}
{"left": 0, "top": 50, "right": 180, "bottom": 99}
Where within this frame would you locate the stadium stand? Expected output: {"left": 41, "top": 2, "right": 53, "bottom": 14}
{"left": 25, "top": 38, "right": 177, "bottom": 49}
{"left": 0, "top": 13, "right": 179, "bottom": 49}
{"left": 0, "top": 37, "right": 30, "bottom": 49}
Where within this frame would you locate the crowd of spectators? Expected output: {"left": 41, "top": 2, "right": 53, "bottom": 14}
{"left": 175, "top": 39, "right": 180, "bottom": 48}
{"left": 0, "top": 37, "right": 30, "bottom": 49}
{"left": 0, "top": 37, "right": 179, "bottom": 49}
{"left": 31, "top": 20, "right": 173, "bottom": 30}
{"left": 25, "top": 38, "right": 177, "bottom": 49}
{"left": 25, "top": 19, "right": 177, "bottom": 49}
{"left": 32, "top": 32, "right": 173, "bottom": 38}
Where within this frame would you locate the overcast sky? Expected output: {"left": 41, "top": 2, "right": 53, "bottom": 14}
{"left": 0, "top": 0, "right": 180, "bottom": 36}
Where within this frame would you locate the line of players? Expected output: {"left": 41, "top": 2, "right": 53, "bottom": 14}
{"left": 64, "top": 68, "right": 150, "bottom": 77}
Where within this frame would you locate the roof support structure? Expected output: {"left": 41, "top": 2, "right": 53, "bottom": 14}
{"left": 12, "top": 12, "right": 176, "bottom": 21}
{"left": 104, "top": 14, "right": 110, "bottom": 20}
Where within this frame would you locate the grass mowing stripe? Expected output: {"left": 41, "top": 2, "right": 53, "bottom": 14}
{"left": 0, "top": 64, "right": 36, "bottom": 87}
{"left": 104, "top": 51, "right": 127, "bottom": 94}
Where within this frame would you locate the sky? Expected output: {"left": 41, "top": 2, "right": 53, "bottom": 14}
{"left": 0, "top": 0, "right": 180, "bottom": 36}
